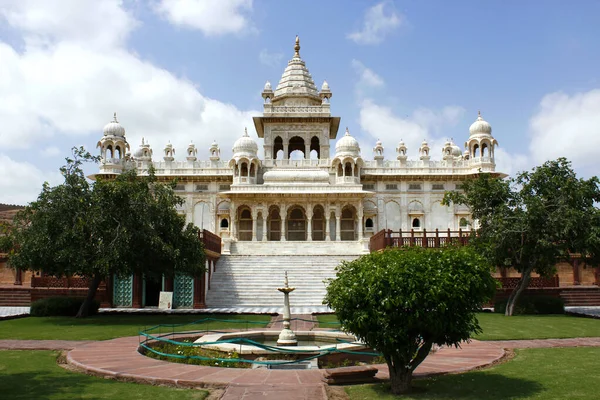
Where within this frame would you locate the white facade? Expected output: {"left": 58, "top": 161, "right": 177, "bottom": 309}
{"left": 94, "top": 37, "right": 502, "bottom": 255}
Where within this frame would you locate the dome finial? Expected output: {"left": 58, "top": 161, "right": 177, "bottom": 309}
{"left": 345, "top": 127, "right": 349, "bottom": 136}
{"left": 478, "top": 110, "right": 482, "bottom": 120}
{"left": 244, "top": 127, "right": 248, "bottom": 137}
{"left": 113, "top": 112, "right": 118, "bottom": 123}
{"left": 294, "top": 35, "right": 300, "bottom": 58}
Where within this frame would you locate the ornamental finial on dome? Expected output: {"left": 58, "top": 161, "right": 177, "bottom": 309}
{"left": 294, "top": 35, "right": 300, "bottom": 58}
{"left": 345, "top": 127, "right": 350, "bottom": 136}
{"left": 113, "top": 112, "right": 118, "bottom": 123}
{"left": 244, "top": 127, "right": 248, "bottom": 137}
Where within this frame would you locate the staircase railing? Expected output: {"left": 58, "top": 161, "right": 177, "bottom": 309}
{"left": 199, "top": 229, "right": 221, "bottom": 255}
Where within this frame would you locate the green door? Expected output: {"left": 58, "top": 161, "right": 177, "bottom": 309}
{"left": 113, "top": 274, "right": 133, "bottom": 307}
{"left": 173, "top": 275, "right": 194, "bottom": 308}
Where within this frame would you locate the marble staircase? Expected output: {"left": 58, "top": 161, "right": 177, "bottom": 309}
{"left": 205, "top": 244, "right": 362, "bottom": 307}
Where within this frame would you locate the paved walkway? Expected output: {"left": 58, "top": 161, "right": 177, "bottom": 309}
{"left": 0, "top": 340, "right": 92, "bottom": 350}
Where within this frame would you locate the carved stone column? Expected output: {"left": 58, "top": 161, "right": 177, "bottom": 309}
{"left": 305, "top": 144, "right": 310, "bottom": 159}
{"left": 251, "top": 209, "right": 257, "bottom": 241}
{"left": 336, "top": 214, "right": 341, "bottom": 241}
{"left": 306, "top": 206, "right": 313, "bottom": 241}
{"left": 357, "top": 206, "right": 364, "bottom": 241}
{"left": 283, "top": 144, "right": 289, "bottom": 160}
{"left": 262, "top": 213, "right": 268, "bottom": 242}
{"left": 280, "top": 204, "right": 287, "bottom": 241}
{"left": 325, "top": 212, "right": 331, "bottom": 241}
{"left": 230, "top": 201, "right": 236, "bottom": 240}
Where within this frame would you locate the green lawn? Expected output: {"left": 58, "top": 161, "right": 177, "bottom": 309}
{"left": 0, "top": 313, "right": 271, "bottom": 340}
{"left": 346, "top": 347, "right": 600, "bottom": 399}
{"left": 316, "top": 313, "right": 600, "bottom": 340}
{"left": 0, "top": 350, "right": 208, "bottom": 399}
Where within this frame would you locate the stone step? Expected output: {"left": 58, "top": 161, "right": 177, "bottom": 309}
{"left": 206, "top": 253, "right": 359, "bottom": 307}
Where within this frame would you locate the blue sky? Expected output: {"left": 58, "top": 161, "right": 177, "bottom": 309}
{"left": 1, "top": 0, "right": 599, "bottom": 204}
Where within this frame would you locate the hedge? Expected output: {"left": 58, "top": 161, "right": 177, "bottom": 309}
{"left": 30, "top": 297, "right": 100, "bottom": 317}
{"left": 494, "top": 295, "right": 564, "bottom": 315}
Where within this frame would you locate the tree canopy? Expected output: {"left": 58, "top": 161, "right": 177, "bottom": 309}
{"left": 324, "top": 246, "right": 496, "bottom": 395}
{"left": 6, "top": 148, "right": 205, "bottom": 317}
{"left": 443, "top": 158, "right": 600, "bottom": 315}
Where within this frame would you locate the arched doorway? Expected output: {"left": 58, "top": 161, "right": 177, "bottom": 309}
{"left": 267, "top": 207, "right": 281, "bottom": 241}
{"left": 273, "top": 136, "right": 283, "bottom": 159}
{"left": 238, "top": 208, "right": 252, "bottom": 241}
{"left": 341, "top": 206, "right": 356, "bottom": 241}
{"left": 310, "top": 136, "right": 320, "bottom": 159}
{"left": 312, "top": 206, "right": 325, "bottom": 241}
{"left": 287, "top": 207, "right": 307, "bottom": 241}
{"left": 288, "top": 136, "right": 305, "bottom": 159}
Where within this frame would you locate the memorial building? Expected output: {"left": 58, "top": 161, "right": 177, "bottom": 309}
{"left": 90, "top": 37, "right": 506, "bottom": 309}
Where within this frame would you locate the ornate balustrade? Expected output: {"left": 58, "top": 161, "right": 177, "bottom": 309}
{"left": 199, "top": 229, "right": 222, "bottom": 255}
{"left": 31, "top": 275, "right": 105, "bottom": 289}
{"left": 369, "top": 229, "right": 474, "bottom": 252}
{"left": 497, "top": 276, "right": 560, "bottom": 288}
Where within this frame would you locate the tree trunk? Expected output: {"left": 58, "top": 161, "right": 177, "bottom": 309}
{"left": 76, "top": 274, "right": 102, "bottom": 318}
{"left": 387, "top": 360, "right": 413, "bottom": 395}
{"left": 505, "top": 268, "right": 532, "bottom": 316}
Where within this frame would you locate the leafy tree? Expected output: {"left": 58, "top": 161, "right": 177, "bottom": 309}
{"left": 324, "top": 246, "right": 496, "bottom": 395}
{"left": 443, "top": 158, "right": 600, "bottom": 316}
{"left": 7, "top": 147, "right": 205, "bottom": 317}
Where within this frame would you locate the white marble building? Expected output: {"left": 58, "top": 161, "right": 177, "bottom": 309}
{"left": 94, "top": 37, "right": 502, "bottom": 308}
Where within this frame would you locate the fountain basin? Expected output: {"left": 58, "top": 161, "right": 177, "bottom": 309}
{"left": 194, "top": 330, "right": 366, "bottom": 355}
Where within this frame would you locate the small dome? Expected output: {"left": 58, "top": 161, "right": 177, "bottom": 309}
{"left": 103, "top": 113, "right": 125, "bottom": 137}
{"left": 264, "top": 81, "right": 272, "bottom": 91}
{"left": 335, "top": 127, "right": 361, "bottom": 156}
{"left": 451, "top": 145, "right": 462, "bottom": 157}
{"left": 210, "top": 139, "right": 219, "bottom": 148}
{"left": 398, "top": 139, "right": 406, "bottom": 147}
{"left": 321, "top": 80, "right": 330, "bottom": 90}
{"left": 232, "top": 128, "right": 258, "bottom": 157}
{"left": 375, "top": 138, "right": 382, "bottom": 146}
{"left": 469, "top": 111, "right": 492, "bottom": 136}
{"left": 421, "top": 139, "right": 429, "bottom": 147}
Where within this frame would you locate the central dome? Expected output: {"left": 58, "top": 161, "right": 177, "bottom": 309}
{"left": 274, "top": 36, "right": 319, "bottom": 99}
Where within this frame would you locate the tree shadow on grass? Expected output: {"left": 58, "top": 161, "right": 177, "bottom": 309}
{"left": 352, "top": 373, "right": 543, "bottom": 399}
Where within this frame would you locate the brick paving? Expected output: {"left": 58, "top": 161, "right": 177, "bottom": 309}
{"left": 0, "top": 339, "right": 93, "bottom": 350}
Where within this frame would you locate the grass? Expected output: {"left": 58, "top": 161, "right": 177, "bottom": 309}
{"left": 316, "top": 313, "right": 600, "bottom": 340}
{"left": 345, "top": 347, "right": 600, "bottom": 399}
{"left": 0, "top": 313, "right": 272, "bottom": 340}
{"left": 0, "top": 350, "right": 208, "bottom": 400}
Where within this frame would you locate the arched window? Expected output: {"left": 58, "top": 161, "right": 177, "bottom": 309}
{"left": 459, "top": 217, "right": 468, "bottom": 228}
{"left": 310, "top": 136, "right": 320, "bottom": 159}
{"left": 115, "top": 146, "right": 121, "bottom": 159}
{"left": 337, "top": 163, "right": 343, "bottom": 177}
{"left": 220, "top": 218, "right": 229, "bottom": 228}
{"left": 341, "top": 207, "right": 356, "bottom": 241}
{"left": 482, "top": 143, "right": 489, "bottom": 157}
{"left": 107, "top": 145, "right": 113, "bottom": 159}
{"left": 287, "top": 207, "right": 306, "bottom": 241}
{"left": 473, "top": 144, "right": 480, "bottom": 158}
{"left": 268, "top": 207, "right": 281, "bottom": 241}
{"left": 273, "top": 136, "right": 283, "bottom": 159}
{"left": 249, "top": 163, "right": 256, "bottom": 177}
{"left": 238, "top": 209, "right": 252, "bottom": 241}
{"left": 365, "top": 218, "right": 374, "bottom": 229}
{"left": 312, "top": 206, "right": 325, "bottom": 241}
{"left": 412, "top": 218, "right": 421, "bottom": 228}
{"left": 344, "top": 162, "right": 352, "bottom": 177}
{"left": 241, "top": 162, "right": 248, "bottom": 176}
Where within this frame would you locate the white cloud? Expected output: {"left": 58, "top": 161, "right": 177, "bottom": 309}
{"left": 0, "top": 154, "right": 62, "bottom": 205}
{"left": 259, "top": 49, "right": 283, "bottom": 67}
{"left": 0, "top": 0, "right": 258, "bottom": 203}
{"left": 357, "top": 99, "right": 465, "bottom": 159}
{"left": 528, "top": 89, "right": 600, "bottom": 176}
{"left": 347, "top": 2, "right": 403, "bottom": 45}
{"left": 351, "top": 59, "right": 384, "bottom": 89}
{"left": 153, "top": 0, "right": 254, "bottom": 36}
{"left": 40, "top": 146, "right": 61, "bottom": 157}
{"left": 0, "top": 0, "right": 136, "bottom": 49}
{"left": 493, "top": 148, "right": 530, "bottom": 177}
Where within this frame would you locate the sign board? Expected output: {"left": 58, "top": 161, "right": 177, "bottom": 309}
{"left": 158, "top": 291, "right": 173, "bottom": 310}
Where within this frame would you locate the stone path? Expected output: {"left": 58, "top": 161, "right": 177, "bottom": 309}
{"left": 0, "top": 339, "right": 92, "bottom": 350}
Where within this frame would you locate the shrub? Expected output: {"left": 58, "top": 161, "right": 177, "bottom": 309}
{"left": 30, "top": 297, "right": 100, "bottom": 317}
{"left": 494, "top": 295, "right": 564, "bottom": 315}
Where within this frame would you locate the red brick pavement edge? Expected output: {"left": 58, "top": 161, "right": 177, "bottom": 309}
{"left": 64, "top": 336, "right": 506, "bottom": 400}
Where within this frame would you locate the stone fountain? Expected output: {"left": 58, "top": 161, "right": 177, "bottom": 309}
{"left": 276, "top": 271, "right": 298, "bottom": 346}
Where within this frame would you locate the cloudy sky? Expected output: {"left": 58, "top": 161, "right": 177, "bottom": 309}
{"left": 1, "top": 0, "right": 599, "bottom": 204}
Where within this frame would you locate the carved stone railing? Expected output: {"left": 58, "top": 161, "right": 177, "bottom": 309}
{"left": 199, "top": 229, "right": 222, "bottom": 255}
{"left": 31, "top": 276, "right": 104, "bottom": 289}
{"left": 497, "top": 276, "right": 559, "bottom": 289}
{"left": 369, "top": 229, "right": 474, "bottom": 252}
